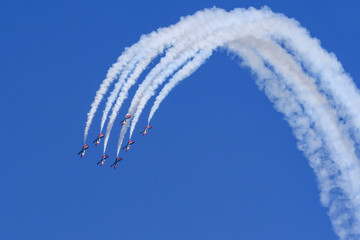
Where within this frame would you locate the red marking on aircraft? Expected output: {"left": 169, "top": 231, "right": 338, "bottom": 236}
{"left": 110, "top": 157, "right": 123, "bottom": 169}
{"left": 93, "top": 133, "right": 104, "bottom": 146}
{"left": 78, "top": 144, "right": 89, "bottom": 158}
{"left": 120, "top": 115, "right": 132, "bottom": 126}
{"left": 139, "top": 125, "right": 153, "bottom": 136}
{"left": 122, "top": 140, "right": 135, "bottom": 152}
{"left": 97, "top": 154, "right": 109, "bottom": 166}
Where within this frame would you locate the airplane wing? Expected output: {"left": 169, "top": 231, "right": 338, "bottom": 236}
{"left": 78, "top": 151, "right": 82, "bottom": 155}
{"left": 122, "top": 146, "right": 126, "bottom": 150}
{"left": 139, "top": 130, "right": 144, "bottom": 134}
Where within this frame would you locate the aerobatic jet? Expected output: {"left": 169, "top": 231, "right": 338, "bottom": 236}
{"left": 110, "top": 157, "right": 123, "bottom": 169}
{"left": 122, "top": 140, "right": 135, "bottom": 151}
{"left": 97, "top": 154, "right": 109, "bottom": 166}
{"left": 93, "top": 133, "right": 104, "bottom": 146}
{"left": 139, "top": 125, "right": 153, "bottom": 136}
{"left": 78, "top": 144, "right": 89, "bottom": 158}
{"left": 120, "top": 114, "right": 132, "bottom": 126}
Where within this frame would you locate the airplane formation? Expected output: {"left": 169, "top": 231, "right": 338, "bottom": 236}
{"left": 78, "top": 115, "right": 153, "bottom": 169}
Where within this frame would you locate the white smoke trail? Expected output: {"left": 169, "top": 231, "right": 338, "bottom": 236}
{"left": 148, "top": 49, "right": 212, "bottom": 122}
{"left": 99, "top": 60, "right": 134, "bottom": 132}
{"left": 127, "top": 48, "right": 211, "bottom": 138}
{"left": 133, "top": 7, "right": 360, "bottom": 160}
{"left": 116, "top": 120, "right": 128, "bottom": 156}
{"left": 84, "top": 29, "right": 164, "bottom": 142}
{"left": 279, "top": 31, "right": 360, "bottom": 144}
{"left": 126, "top": 10, "right": 271, "bottom": 137}
{"left": 100, "top": 47, "right": 163, "bottom": 135}
{"left": 84, "top": 54, "right": 131, "bottom": 143}
{"left": 116, "top": 50, "right": 211, "bottom": 154}
{"left": 103, "top": 50, "right": 191, "bottom": 152}
{"left": 85, "top": 8, "right": 224, "bottom": 143}
{"left": 228, "top": 38, "right": 360, "bottom": 238}
{"left": 124, "top": 8, "right": 260, "bottom": 138}
{"left": 104, "top": 8, "right": 233, "bottom": 152}
{"left": 86, "top": 7, "right": 360, "bottom": 239}
{"left": 134, "top": 9, "right": 360, "bottom": 238}
{"left": 230, "top": 41, "right": 354, "bottom": 238}
{"left": 129, "top": 7, "right": 311, "bottom": 138}
{"left": 127, "top": 21, "right": 360, "bottom": 238}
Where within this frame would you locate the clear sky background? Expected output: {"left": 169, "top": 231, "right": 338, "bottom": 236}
{"left": 1, "top": 0, "right": 359, "bottom": 239}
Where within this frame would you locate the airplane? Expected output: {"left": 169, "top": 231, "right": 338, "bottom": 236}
{"left": 78, "top": 144, "right": 89, "bottom": 158}
{"left": 93, "top": 133, "right": 104, "bottom": 146}
{"left": 97, "top": 154, "right": 109, "bottom": 166}
{"left": 110, "top": 157, "right": 123, "bottom": 169}
{"left": 122, "top": 140, "right": 135, "bottom": 152}
{"left": 139, "top": 125, "right": 153, "bottom": 136}
{"left": 120, "top": 114, "right": 132, "bottom": 126}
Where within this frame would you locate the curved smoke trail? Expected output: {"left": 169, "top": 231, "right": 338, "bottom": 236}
{"left": 101, "top": 8, "right": 229, "bottom": 152}
{"left": 84, "top": 7, "right": 360, "bottom": 239}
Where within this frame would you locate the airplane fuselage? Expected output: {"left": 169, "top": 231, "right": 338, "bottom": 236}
{"left": 78, "top": 145, "right": 88, "bottom": 158}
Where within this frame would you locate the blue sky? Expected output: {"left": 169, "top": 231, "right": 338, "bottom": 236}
{"left": 1, "top": 0, "right": 359, "bottom": 239}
